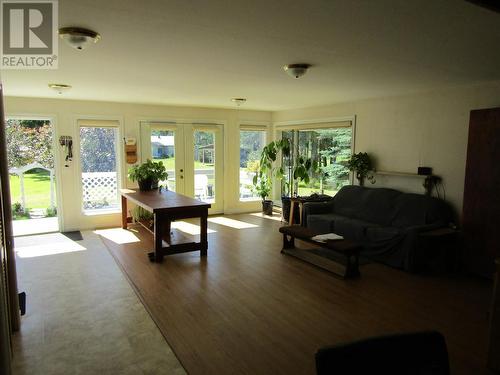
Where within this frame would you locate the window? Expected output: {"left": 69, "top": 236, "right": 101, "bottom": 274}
{"left": 280, "top": 126, "right": 352, "bottom": 197}
{"left": 150, "top": 129, "right": 176, "bottom": 191}
{"left": 80, "top": 124, "right": 119, "bottom": 212}
{"left": 194, "top": 130, "right": 216, "bottom": 203}
{"left": 239, "top": 129, "right": 266, "bottom": 201}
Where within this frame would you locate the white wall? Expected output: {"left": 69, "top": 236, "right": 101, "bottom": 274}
{"left": 7, "top": 80, "right": 500, "bottom": 229}
{"left": 272, "top": 81, "right": 500, "bottom": 216}
{"left": 5, "top": 96, "right": 271, "bottom": 230}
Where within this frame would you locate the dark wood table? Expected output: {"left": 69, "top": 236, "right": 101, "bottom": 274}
{"left": 121, "top": 188, "right": 211, "bottom": 262}
{"left": 279, "top": 225, "right": 361, "bottom": 279}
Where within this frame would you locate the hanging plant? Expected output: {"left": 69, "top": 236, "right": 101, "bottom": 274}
{"left": 347, "top": 152, "right": 375, "bottom": 186}
{"left": 252, "top": 138, "right": 318, "bottom": 196}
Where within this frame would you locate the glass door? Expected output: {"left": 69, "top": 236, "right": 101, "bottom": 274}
{"left": 141, "top": 122, "right": 223, "bottom": 214}
{"left": 187, "top": 126, "right": 223, "bottom": 213}
{"left": 6, "top": 117, "right": 60, "bottom": 236}
{"left": 146, "top": 123, "right": 185, "bottom": 193}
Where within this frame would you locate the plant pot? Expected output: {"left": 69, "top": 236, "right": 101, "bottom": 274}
{"left": 138, "top": 178, "right": 153, "bottom": 191}
{"left": 357, "top": 177, "right": 365, "bottom": 186}
{"left": 281, "top": 196, "right": 299, "bottom": 223}
{"left": 151, "top": 179, "right": 159, "bottom": 190}
{"left": 262, "top": 200, "right": 274, "bottom": 216}
{"left": 281, "top": 196, "right": 291, "bottom": 222}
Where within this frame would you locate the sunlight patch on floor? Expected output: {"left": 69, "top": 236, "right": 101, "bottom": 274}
{"left": 94, "top": 228, "right": 141, "bottom": 244}
{"left": 13, "top": 217, "right": 59, "bottom": 237}
{"left": 208, "top": 217, "right": 258, "bottom": 229}
{"left": 14, "top": 232, "right": 86, "bottom": 258}
{"left": 249, "top": 212, "right": 283, "bottom": 222}
{"left": 172, "top": 221, "right": 216, "bottom": 235}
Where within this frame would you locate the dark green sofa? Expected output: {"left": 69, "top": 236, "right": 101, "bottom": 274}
{"left": 302, "top": 185, "right": 455, "bottom": 271}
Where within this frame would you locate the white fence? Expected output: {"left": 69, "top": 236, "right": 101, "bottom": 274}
{"left": 9, "top": 162, "right": 55, "bottom": 209}
{"left": 82, "top": 172, "right": 118, "bottom": 210}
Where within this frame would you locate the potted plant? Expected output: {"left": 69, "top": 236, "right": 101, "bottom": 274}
{"left": 252, "top": 139, "right": 286, "bottom": 218}
{"left": 131, "top": 205, "right": 154, "bottom": 229}
{"left": 253, "top": 139, "right": 319, "bottom": 220}
{"left": 347, "top": 152, "right": 375, "bottom": 186}
{"left": 253, "top": 175, "right": 273, "bottom": 215}
{"left": 128, "top": 159, "right": 168, "bottom": 191}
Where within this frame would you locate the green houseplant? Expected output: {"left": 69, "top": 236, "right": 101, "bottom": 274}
{"left": 131, "top": 206, "right": 154, "bottom": 229}
{"left": 253, "top": 138, "right": 319, "bottom": 219}
{"left": 253, "top": 175, "right": 273, "bottom": 215}
{"left": 128, "top": 159, "right": 168, "bottom": 191}
{"left": 347, "top": 152, "right": 375, "bottom": 186}
{"left": 252, "top": 139, "right": 287, "bottom": 216}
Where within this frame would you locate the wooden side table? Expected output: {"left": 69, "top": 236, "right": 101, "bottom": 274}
{"left": 488, "top": 258, "right": 500, "bottom": 371}
{"left": 417, "top": 227, "right": 460, "bottom": 272}
{"left": 288, "top": 195, "right": 334, "bottom": 225}
{"left": 288, "top": 197, "right": 302, "bottom": 225}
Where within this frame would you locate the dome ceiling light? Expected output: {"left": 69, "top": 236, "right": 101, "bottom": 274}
{"left": 59, "top": 27, "right": 101, "bottom": 50}
{"left": 48, "top": 83, "right": 72, "bottom": 94}
{"left": 231, "top": 98, "right": 247, "bottom": 106}
{"left": 283, "top": 63, "right": 311, "bottom": 79}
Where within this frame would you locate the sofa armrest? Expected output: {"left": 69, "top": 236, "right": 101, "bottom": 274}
{"left": 404, "top": 222, "right": 446, "bottom": 234}
{"left": 302, "top": 201, "right": 335, "bottom": 222}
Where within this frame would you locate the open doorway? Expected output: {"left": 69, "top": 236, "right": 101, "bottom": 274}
{"left": 6, "top": 118, "right": 59, "bottom": 236}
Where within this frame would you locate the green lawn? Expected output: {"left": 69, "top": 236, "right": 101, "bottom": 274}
{"left": 9, "top": 171, "right": 56, "bottom": 209}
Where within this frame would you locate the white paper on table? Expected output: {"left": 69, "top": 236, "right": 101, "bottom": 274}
{"left": 311, "top": 233, "right": 344, "bottom": 243}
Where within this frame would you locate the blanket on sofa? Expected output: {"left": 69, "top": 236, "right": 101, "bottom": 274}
{"left": 302, "top": 186, "right": 454, "bottom": 271}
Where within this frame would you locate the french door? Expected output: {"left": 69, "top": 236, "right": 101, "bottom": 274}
{"left": 140, "top": 121, "right": 223, "bottom": 214}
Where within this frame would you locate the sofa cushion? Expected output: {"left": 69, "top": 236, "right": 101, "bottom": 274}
{"left": 306, "top": 214, "right": 337, "bottom": 234}
{"left": 391, "top": 194, "right": 453, "bottom": 227}
{"left": 366, "top": 226, "right": 402, "bottom": 242}
{"left": 333, "top": 217, "right": 380, "bottom": 242}
{"left": 333, "top": 185, "right": 401, "bottom": 225}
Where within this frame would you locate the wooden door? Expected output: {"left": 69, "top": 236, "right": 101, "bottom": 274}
{"left": 462, "top": 107, "right": 500, "bottom": 277}
{"left": 0, "top": 178, "right": 12, "bottom": 374}
{"left": 0, "top": 84, "right": 15, "bottom": 373}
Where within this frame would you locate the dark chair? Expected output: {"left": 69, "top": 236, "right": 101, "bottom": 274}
{"left": 315, "top": 331, "right": 450, "bottom": 375}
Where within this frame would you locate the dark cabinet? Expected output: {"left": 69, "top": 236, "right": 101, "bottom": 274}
{"left": 462, "top": 107, "right": 500, "bottom": 277}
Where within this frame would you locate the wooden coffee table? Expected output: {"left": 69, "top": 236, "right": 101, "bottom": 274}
{"left": 279, "top": 225, "right": 362, "bottom": 279}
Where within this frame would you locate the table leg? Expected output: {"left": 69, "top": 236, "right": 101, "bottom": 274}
{"left": 154, "top": 212, "right": 164, "bottom": 263}
{"left": 200, "top": 211, "right": 208, "bottom": 256}
{"left": 121, "top": 195, "right": 127, "bottom": 229}
{"left": 289, "top": 201, "right": 296, "bottom": 225}
{"left": 164, "top": 219, "right": 172, "bottom": 241}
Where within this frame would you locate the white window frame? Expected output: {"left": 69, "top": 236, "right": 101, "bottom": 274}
{"left": 76, "top": 117, "right": 123, "bottom": 215}
{"left": 272, "top": 116, "right": 356, "bottom": 199}
{"left": 238, "top": 125, "right": 268, "bottom": 202}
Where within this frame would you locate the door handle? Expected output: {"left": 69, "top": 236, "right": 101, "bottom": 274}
{"left": 180, "top": 169, "right": 184, "bottom": 172}
{"left": 180, "top": 175, "right": 184, "bottom": 179}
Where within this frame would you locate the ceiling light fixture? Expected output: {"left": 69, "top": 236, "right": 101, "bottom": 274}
{"left": 59, "top": 27, "right": 101, "bottom": 50}
{"left": 48, "top": 83, "right": 72, "bottom": 94}
{"left": 231, "top": 98, "right": 247, "bottom": 106}
{"left": 283, "top": 63, "right": 311, "bottom": 79}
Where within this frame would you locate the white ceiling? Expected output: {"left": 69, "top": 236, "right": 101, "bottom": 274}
{"left": 2, "top": 0, "right": 500, "bottom": 111}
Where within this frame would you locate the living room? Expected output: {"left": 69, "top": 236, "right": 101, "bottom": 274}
{"left": 0, "top": 1, "right": 499, "bottom": 374}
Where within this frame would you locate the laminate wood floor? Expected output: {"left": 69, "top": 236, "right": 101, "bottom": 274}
{"left": 100, "top": 213, "right": 494, "bottom": 375}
